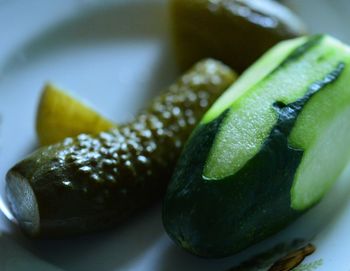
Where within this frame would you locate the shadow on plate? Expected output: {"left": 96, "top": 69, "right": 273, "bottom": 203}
{"left": 0, "top": 232, "right": 63, "bottom": 271}
{"left": 157, "top": 240, "right": 242, "bottom": 271}
{"left": 4, "top": 203, "right": 163, "bottom": 271}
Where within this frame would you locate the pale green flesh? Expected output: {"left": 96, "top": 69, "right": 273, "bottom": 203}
{"left": 204, "top": 36, "right": 349, "bottom": 180}
{"left": 201, "top": 37, "right": 307, "bottom": 124}
{"left": 291, "top": 62, "right": 350, "bottom": 210}
{"left": 202, "top": 34, "right": 350, "bottom": 211}
{"left": 291, "top": 106, "right": 350, "bottom": 210}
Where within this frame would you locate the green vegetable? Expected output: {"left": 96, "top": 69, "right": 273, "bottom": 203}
{"left": 170, "top": 0, "right": 306, "bottom": 73}
{"left": 163, "top": 35, "right": 350, "bottom": 258}
{"left": 6, "top": 59, "right": 236, "bottom": 238}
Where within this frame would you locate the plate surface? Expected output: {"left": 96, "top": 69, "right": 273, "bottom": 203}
{"left": 1, "top": 0, "right": 350, "bottom": 270}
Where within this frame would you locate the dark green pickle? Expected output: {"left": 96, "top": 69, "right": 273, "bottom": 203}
{"left": 6, "top": 59, "right": 236, "bottom": 237}
{"left": 171, "top": 0, "right": 306, "bottom": 73}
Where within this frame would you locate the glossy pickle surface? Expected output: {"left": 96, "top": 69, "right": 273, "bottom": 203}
{"left": 6, "top": 59, "right": 236, "bottom": 237}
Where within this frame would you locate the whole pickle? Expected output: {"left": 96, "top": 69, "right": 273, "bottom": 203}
{"left": 6, "top": 59, "right": 236, "bottom": 238}
{"left": 170, "top": 0, "right": 306, "bottom": 73}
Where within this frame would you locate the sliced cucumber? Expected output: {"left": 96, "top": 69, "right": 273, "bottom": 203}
{"left": 201, "top": 37, "right": 307, "bottom": 124}
{"left": 289, "top": 53, "right": 350, "bottom": 210}
{"left": 163, "top": 35, "right": 350, "bottom": 258}
{"left": 204, "top": 35, "right": 349, "bottom": 180}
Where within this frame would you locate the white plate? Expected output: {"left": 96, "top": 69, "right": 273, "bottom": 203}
{"left": 1, "top": 0, "right": 350, "bottom": 270}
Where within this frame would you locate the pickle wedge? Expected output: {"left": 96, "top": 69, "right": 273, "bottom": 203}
{"left": 36, "top": 84, "right": 114, "bottom": 146}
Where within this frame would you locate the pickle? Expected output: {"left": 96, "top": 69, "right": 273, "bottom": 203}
{"left": 36, "top": 84, "right": 115, "bottom": 146}
{"left": 171, "top": 0, "right": 306, "bottom": 73}
{"left": 6, "top": 59, "right": 236, "bottom": 237}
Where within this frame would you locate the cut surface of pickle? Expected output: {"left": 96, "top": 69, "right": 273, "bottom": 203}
{"left": 36, "top": 84, "right": 114, "bottom": 146}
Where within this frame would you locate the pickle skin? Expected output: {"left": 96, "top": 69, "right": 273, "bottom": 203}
{"left": 6, "top": 59, "right": 236, "bottom": 238}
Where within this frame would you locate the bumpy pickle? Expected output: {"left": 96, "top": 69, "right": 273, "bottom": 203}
{"left": 6, "top": 59, "right": 236, "bottom": 237}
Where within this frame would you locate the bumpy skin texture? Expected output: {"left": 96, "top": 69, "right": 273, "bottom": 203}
{"left": 6, "top": 59, "right": 236, "bottom": 238}
{"left": 171, "top": 0, "right": 306, "bottom": 73}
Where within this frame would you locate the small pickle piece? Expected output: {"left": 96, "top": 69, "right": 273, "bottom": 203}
{"left": 6, "top": 59, "right": 236, "bottom": 237}
{"left": 171, "top": 0, "right": 306, "bottom": 73}
{"left": 37, "top": 84, "right": 115, "bottom": 146}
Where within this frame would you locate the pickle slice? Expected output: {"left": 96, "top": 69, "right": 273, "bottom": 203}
{"left": 36, "top": 84, "right": 114, "bottom": 146}
{"left": 6, "top": 59, "right": 236, "bottom": 237}
{"left": 171, "top": 0, "right": 306, "bottom": 73}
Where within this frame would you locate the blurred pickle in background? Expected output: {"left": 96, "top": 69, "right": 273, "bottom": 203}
{"left": 170, "top": 0, "right": 306, "bottom": 73}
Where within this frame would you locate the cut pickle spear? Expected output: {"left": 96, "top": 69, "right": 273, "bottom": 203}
{"left": 36, "top": 84, "right": 114, "bottom": 146}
